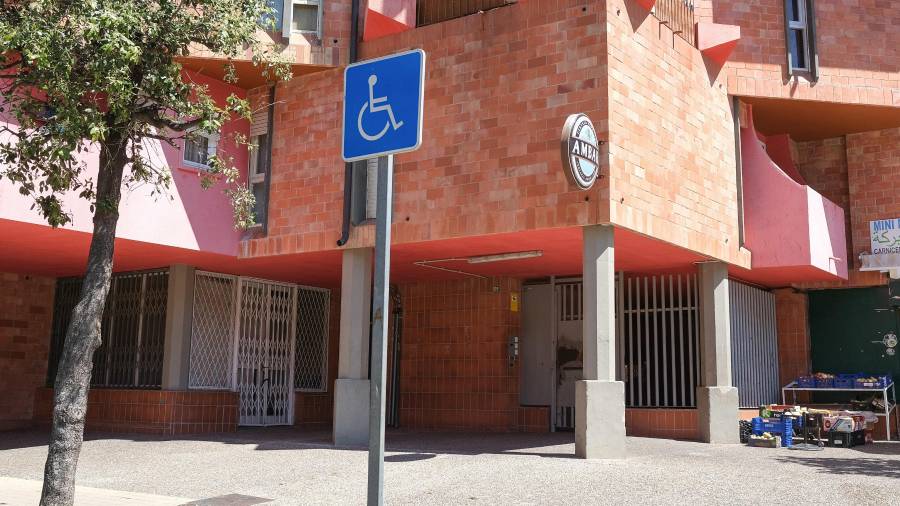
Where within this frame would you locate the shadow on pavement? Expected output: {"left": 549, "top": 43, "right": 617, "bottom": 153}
{"left": 774, "top": 448, "right": 900, "bottom": 479}
{"left": 0, "top": 427, "right": 579, "bottom": 459}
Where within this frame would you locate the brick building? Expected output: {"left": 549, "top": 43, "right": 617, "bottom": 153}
{"left": 2, "top": 0, "right": 899, "bottom": 454}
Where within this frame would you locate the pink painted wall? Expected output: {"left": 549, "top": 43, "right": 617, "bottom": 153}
{"left": 0, "top": 72, "right": 248, "bottom": 257}
{"left": 741, "top": 108, "right": 847, "bottom": 279}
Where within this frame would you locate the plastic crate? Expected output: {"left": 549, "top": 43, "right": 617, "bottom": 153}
{"left": 855, "top": 375, "right": 892, "bottom": 389}
{"left": 747, "top": 436, "right": 779, "bottom": 448}
{"left": 814, "top": 377, "right": 835, "bottom": 388}
{"left": 751, "top": 416, "right": 799, "bottom": 438}
{"left": 834, "top": 374, "right": 858, "bottom": 389}
{"left": 797, "top": 376, "right": 816, "bottom": 388}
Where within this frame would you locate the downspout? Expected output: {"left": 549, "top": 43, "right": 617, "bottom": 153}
{"left": 388, "top": 285, "right": 403, "bottom": 427}
{"left": 336, "top": 0, "right": 361, "bottom": 246}
{"left": 262, "top": 85, "right": 276, "bottom": 235}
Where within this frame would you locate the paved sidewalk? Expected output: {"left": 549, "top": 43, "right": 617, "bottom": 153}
{"left": 0, "top": 477, "right": 193, "bottom": 506}
{"left": 1, "top": 429, "right": 898, "bottom": 505}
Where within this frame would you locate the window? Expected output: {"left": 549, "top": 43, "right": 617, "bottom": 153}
{"left": 48, "top": 270, "right": 169, "bottom": 389}
{"left": 784, "top": 0, "right": 818, "bottom": 79}
{"left": 282, "top": 0, "right": 321, "bottom": 36}
{"left": 183, "top": 130, "right": 219, "bottom": 169}
{"left": 248, "top": 133, "right": 269, "bottom": 225}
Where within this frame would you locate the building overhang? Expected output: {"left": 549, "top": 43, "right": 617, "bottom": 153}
{"left": 176, "top": 56, "right": 332, "bottom": 90}
{"left": 741, "top": 96, "right": 900, "bottom": 141}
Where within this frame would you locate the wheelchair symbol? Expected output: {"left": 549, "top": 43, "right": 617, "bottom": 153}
{"left": 357, "top": 75, "right": 404, "bottom": 142}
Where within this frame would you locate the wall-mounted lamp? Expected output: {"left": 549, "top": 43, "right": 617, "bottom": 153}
{"left": 414, "top": 250, "right": 544, "bottom": 278}
{"left": 467, "top": 250, "right": 543, "bottom": 264}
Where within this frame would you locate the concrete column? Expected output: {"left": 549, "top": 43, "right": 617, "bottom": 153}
{"left": 333, "top": 247, "right": 373, "bottom": 446}
{"left": 161, "top": 264, "right": 195, "bottom": 390}
{"left": 576, "top": 225, "right": 625, "bottom": 459}
{"left": 696, "top": 261, "right": 739, "bottom": 444}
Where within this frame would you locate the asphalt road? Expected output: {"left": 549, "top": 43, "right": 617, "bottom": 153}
{"left": 1, "top": 428, "right": 897, "bottom": 505}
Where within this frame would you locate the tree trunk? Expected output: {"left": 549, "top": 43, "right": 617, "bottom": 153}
{"left": 40, "top": 131, "right": 129, "bottom": 506}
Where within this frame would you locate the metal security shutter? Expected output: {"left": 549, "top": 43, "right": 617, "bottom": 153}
{"left": 729, "top": 280, "right": 779, "bottom": 408}
{"left": 189, "top": 272, "right": 238, "bottom": 389}
{"left": 48, "top": 269, "right": 169, "bottom": 389}
{"left": 187, "top": 271, "right": 331, "bottom": 426}
{"left": 46, "top": 278, "right": 82, "bottom": 386}
{"left": 295, "top": 287, "right": 330, "bottom": 392}
{"left": 250, "top": 107, "right": 268, "bottom": 137}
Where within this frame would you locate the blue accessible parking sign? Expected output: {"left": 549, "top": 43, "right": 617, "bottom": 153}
{"left": 342, "top": 49, "right": 426, "bottom": 162}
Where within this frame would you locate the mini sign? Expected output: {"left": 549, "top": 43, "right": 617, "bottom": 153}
{"left": 870, "top": 218, "right": 900, "bottom": 255}
{"left": 561, "top": 113, "right": 600, "bottom": 190}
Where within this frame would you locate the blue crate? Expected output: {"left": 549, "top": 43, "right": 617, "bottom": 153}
{"left": 855, "top": 375, "right": 892, "bottom": 389}
{"left": 834, "top": 374, "right": 858, "bottom": 388}
{"left": 814, "top": 377, "right": 835, "bottom": 388}
{"left": 751, "top": 415, "right": 802, "bottom": 436}
{"left": 797, "top": 376, "right": 816, "bottom": 388}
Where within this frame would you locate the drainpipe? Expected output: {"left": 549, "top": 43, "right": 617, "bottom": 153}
{"left": 388, "top": 285, "right": 403, "bottom": 427}
{"left": 336, "top": 0, "right": 361, "bottom": 246}
{"left": 262, "top": 85, "right": 276, "bottom": 235}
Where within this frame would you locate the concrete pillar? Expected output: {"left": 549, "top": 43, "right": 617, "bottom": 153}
{"left": 696, "top": 261, "right": 739, "bottom": 444}
{"left": 576, "top": 225, "right": 626, "bottom": 459}
{"left": 333, "top": 248, "right": 373, "bottom": 446}
{"left": 161, "top": 264, "right": 195, "bottom": 390}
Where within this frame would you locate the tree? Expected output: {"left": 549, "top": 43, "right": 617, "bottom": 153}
{"left": 0, "top": 2, "right": 288, "bottom": 504}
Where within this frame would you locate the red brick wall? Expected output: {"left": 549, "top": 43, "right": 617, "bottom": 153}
{"left": 33, "top": 388, "right": 238, "bottom": 435}
{"left": 0, "top": 273, "right": 54, "bottom": 430}
{"left": 626, "top": 408, "right": 699, "bottom": 440}
{"left": 242, "top": 0, "right": 609, "bottom": 258}
{"left": 847, "top": 127, "right": 900, "bottom": 271}
{"left": 397, "top": 277, "right": 528, "bottom": 431}
{"left": 711, "top": 0, "right": 900, "bottom": 106}
{"left": 606, "top": 0, "right": 747, "bottom": 266}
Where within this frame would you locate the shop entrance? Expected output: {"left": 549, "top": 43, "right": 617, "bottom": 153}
{"left": 234, "top": 279, "right": 296, "bottom": 426}
{"left": 520, "top": 274, "right": 705, "bottom": 431}
{"left": 520, "top": 280, "right": 585, "bottom": 430}
{"left": 189, "top": 271, "right": 331, "bottom": 427}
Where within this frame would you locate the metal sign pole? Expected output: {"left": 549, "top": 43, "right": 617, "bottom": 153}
{"left": 367, "top": 154, "right": 393, "bottom": 506}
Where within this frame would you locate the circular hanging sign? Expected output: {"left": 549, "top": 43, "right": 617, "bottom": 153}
{"left": 561, "top": 113, "right": 600, "bottom": 190}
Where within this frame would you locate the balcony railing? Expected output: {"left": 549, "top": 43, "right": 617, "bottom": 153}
{"left": 654, "top": 0, "right": 696, "bottom": 46}
{"left": 416, "top": 0, "right": 513, "bottom": 27}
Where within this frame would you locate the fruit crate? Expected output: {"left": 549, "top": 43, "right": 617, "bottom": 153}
{"left": 814, "top": 377, "right": 834, "bottom": 388}
{"left": 855, "top": 375, "right": 892, "bottom": 389}
{"left": 834, "top": 374, "right": 859, "bottom": 389}
{"left": 751, "top": 416, "right": 802, "bottom": 436}
{"left": 797, "top": 376, "right": 816, "bottom": 388}
{"left": 747, "top": 436, "right": 779, "bottom": 448}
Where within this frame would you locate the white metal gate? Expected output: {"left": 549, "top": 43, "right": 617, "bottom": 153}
{"left": 234, "top": 279, "right": 296, "bottom": 426}
{"left": 189, "top": 271, "right": 330, "bottom": 427}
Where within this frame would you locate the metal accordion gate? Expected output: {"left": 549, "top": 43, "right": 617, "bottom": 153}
{"left": 189, "top": 271, "right": 330, "bottom": 427}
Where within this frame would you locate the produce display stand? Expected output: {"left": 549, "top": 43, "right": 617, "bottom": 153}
{"left": 781, "top": 381, "right": 898, "bottom": 441}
